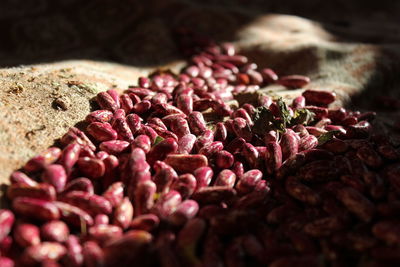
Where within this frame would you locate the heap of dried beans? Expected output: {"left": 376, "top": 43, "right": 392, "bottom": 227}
{"left": 0, "top": 30, "right": 400, "bottom": 267}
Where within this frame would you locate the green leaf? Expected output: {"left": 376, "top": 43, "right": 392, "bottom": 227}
{"left": 276, "top": 98, "right": 292, "bottom": 125}
{"left": 291, "top": 108, "right": 315, "bottom": 126}
{"left": 153, "top": 136, "right": 164, "bottom": 146}
{"left": 318, "top": 130, "right": 340, "bottom": 145}
{"left": 252, "top": 106, "right": 275, "bottom": 136}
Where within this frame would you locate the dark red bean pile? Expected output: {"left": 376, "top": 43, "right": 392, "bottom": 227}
{"left": 1, "top": 31, "right": 400, "bottom": 267}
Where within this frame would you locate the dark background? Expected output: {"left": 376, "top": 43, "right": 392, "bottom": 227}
{"left": 0, "top": 0, "right": 398, "bottom": 67}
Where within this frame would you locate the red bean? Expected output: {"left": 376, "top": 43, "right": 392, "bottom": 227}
{"left": 265, "top": 141, "right": 282, "bottom": 175}
{"left": 188, "top": 112, "right": 207, "bottom": 136}
{"left": 77, "top": 157, "right": 105, "bottom": 179}
{"left": 24, "top": 147, "right": 62, "bottom": 173}
{"left": 278, "top": 75, "right": 310, "bottom": 88}
{"left": 87, "top": 122, "right": 117, "bottom": 142}
{"left": 236, "top": 169, "right": 263, "bottom": 195}
{"left": 9, "top": 171, "right": 38, "bottom": 187}
{"left": 171, "top": 174, "right": 197, "bottom": 199}
{"left": 214, "top": 169, "right": 236, "bottom": 188}
{"left": 153, "top": 161, "right": 178, "bottom": 193}
{"left": 302, "top": 89, "right": 336, "bottom": 105}
{"left": 41, "top": 220, "right": 69, "bottom": 242}
{"left": 134, "top": 181, "right": 157, "bottom": 216}
{"left": 97, "top": 92, "right": 119, "bottom": 112}
{"left": 215, "top": 150, "right": 234, "bottom": 169}
{"left": 7, "top": 183, "right": 56, "bottom": 201}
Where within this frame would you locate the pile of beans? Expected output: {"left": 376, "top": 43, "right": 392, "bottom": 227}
{"left": 1, "top": 30, "right": 400, "bottom": 267}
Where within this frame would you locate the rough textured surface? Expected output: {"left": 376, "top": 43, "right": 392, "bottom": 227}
{"left": 1, "top": 0, "right": 400, "bottom": 188}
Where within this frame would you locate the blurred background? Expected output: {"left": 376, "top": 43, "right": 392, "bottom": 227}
{"left": 0, "top": 0, "right": 399, "bottom": 67}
